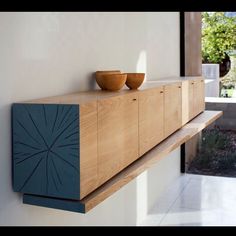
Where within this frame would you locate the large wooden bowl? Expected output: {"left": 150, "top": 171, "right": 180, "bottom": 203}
{"left": 101, "top": 73, "right": 127, "bottom": 91}
{"left": 125, "top": 73, "right": 145, "bottom": 89}
{"left": 95, "top": 70, "right": 121, "bottom": 90}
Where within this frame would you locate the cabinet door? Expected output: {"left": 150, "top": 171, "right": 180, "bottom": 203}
{"left": 164, "top": 83, "right": 182, "bottom": 138}
{"left": 193, "top": 78, "right": 205, "bottom": 117}
{"left": 139, "top": 87, "right": 164, "bottom": 156}
{"left": 188, "top": 80, "right": 195, "bottom": 120}
{"left": 201, "top": 78, "right": 205, "bottom": 112}
{"left": 188, "top": 78, "right": 205, "bottom": 121}
{"left": 98, "top": 93, "right": 139, "bottom": 185}
{"left": 181, "top": 80, "right": 190, "bottom": 125}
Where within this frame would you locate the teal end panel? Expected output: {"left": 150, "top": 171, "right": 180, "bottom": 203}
{"left": 23, "top": 194, "right": 85, "bottom": 213}
{"left": 12, "top": 103, "right": 80, "bottom": 200}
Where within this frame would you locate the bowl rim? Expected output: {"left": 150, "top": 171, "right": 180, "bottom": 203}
{"left": 126, "top": 72, "right": 145, "bottom": 75}
{"left": 96, "top": 70, "right": 121, "bottom": 73}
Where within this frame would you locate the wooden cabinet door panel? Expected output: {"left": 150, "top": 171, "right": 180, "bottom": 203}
{"left": 199, "top": 78, "right": 205, "bottom": 112}
{"left": 98, "top": 93, "right": 139, "bottom": 185}
{"left": 181, "top": 80, "right": 191, "bottom": 125}
{"left": 193, "top": 80, "right": 199, "bottom": 116}
{"left": 80, "top": 101, "right": 98, "bottom": 198}
{"left": 164, "top": 83, "right": 182, "bottom": 138}
{"left": 188, "top": 80, "right": 195, "bottom": 120}
{"left": 193, "top": 78, "right": 205, "bottom": 117}
{"left": 139, "top": 87, "right": 164, "bottom": 156}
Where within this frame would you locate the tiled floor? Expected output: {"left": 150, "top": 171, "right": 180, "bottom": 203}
{"left": 139, "top": 174, "right": 236, "bottom": 226}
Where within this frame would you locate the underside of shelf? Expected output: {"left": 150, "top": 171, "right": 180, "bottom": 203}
{"left": 23, "top": 110, "right": 223, "bottom": 213}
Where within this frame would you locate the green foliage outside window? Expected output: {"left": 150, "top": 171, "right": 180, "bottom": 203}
{"left": 202, "top": 12, "right": 236, "bottom": 64}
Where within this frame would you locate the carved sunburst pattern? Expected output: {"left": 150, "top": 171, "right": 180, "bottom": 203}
{"left": 12, "top": 104, "right": 80, "bottom": 199}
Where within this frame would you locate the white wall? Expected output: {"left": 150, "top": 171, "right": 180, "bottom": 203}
{"left": 0, "top": 12, "right": 180, "bottom": 225}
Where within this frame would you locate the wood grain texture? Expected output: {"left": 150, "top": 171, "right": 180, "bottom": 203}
{"left": 14, "top": 76, "right": 207, "bottom": 204}
{"left": 81, "top": 111, "right": 223, "bottom": 212}
{"left": 95, "top": 70, "right": 121, "bottom": 90}
{"left": 97, "top": 93, "right": 139, "bottom": 185}
{"left": 150, "top": 77, "right": 205, "bottom": 126}
{"left": 20, "top": 77, "right": 201, "bottom": 105}
{"left": 80, "top": 101, "right": 98, "bottom": 199}
{"left": 188, "top": 80, "right": 195, "bottom": 120}
{"left": 164, "top": 83, "right": 182, "bottom": 138}
{"left": 139, "top": 87, "right": 164, "bottom": 156}
{"left": 184, "top": 12, "right": 202, "bottom": 76}
{"left": 193, "top": 78, "right": 205, "bottom": 117}
{"left": 22, "top": 111, "right": 223, "bottom": 213}
{"left": 24, "top": 90, "right": 140, "bottom": 105}
{"left": 199, "top": 78, "right": 205, "bottom": 112}
{"left": 181, "top": 80, "right": 190, "bottom": 125}
{"left": 182, "top": 78, "right": 205, "bottom": 122}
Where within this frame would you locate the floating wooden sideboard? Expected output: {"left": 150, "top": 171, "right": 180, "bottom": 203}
{"left": 23, "top": 110, "right": 222, "bottom": 213}
{"left": 12, "top": 76, "right": 219, "bottom": 213}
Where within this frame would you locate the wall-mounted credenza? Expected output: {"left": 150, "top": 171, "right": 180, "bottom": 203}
{"left": 12, "top": 76, "right": 222, "bottom": 213}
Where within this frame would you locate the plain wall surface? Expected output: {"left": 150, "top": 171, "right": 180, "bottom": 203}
{"left": 0, "top": 12, "right": 180, "bottom": 225}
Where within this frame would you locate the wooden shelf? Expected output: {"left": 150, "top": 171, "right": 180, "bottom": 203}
{"left": 23, "top": 110, "right": 222, "bottom": 213}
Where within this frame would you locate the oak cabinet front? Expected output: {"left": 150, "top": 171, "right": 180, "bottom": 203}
{"left": 164, "top": 83, "right": 182, "bottom": 138}
{"left": 139, "top": 87, "right": 164, "bottom": 156}
{"left": 181, "top": 80, "right": 191, "bottom": 125}
{"left": 188, "top": 80, "right": 195, "bottom": 120}
{"left": 194, "top": 78, "right": 205, "bottom": 116}
{"left": 182, "top": 78, "right": 205, "bottom": 125}
{"left": 189, "top": 78, "right": 205, "bottom": 121}
{"left": 97, "top": 93, "right": 139, "bottom": 185}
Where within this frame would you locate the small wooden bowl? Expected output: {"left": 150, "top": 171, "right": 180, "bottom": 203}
{"left": 101, "top": 73, "right": 127, "bottom": 91}
{"left": 95, "top": 70, "right": 121, "bottom": 90}
{"left": 125, "top": 73, "right": 145, "bottom": 89}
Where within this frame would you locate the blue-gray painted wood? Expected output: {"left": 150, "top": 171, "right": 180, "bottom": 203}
{"left": 23, "top": 194, "right": 85, "bottom": 213}
{"left": 12, "top": 103, "right": 80, "bottom": 200}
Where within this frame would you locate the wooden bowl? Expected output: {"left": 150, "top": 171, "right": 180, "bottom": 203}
{"left": 125, "top": 73, "right": 145, "bottom": 89}
{"left": 101, "top": 73, "right": 127, "bottom": 91}
{"left": 95, "top": 70, "right": 121, "bottom": 90}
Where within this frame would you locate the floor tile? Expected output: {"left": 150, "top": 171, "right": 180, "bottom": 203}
{"left": 141, "top": 174, "right": 236, "bottom": 226}
{"left": 150, "top": 175, "right": 190, "bottom": 213}
{"left": 160, "top": 207, "right": 220, "bottom": 226}
{"left": 138, "top": 214, "right": 165, "bottom": 226}
{"left": 173, "top": 175, "right": 236, "bottom": 211}
{"left": 138, "top": 174, "right": 190, "bottom": 226}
